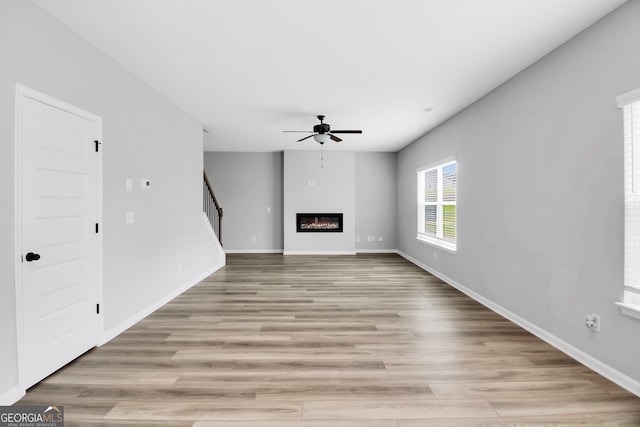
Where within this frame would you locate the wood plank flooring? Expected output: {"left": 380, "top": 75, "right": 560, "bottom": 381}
{"left": 17, "top": 253, "right": 640, "bottom": 426}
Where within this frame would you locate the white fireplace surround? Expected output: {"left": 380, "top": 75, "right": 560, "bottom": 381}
{"left": 283, "top": 151, "right": 356, "bottom": 255}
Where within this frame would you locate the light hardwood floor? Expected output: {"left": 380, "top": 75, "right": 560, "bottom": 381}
{"left": 17, "top": 253, "right": 640, "bottom": 426}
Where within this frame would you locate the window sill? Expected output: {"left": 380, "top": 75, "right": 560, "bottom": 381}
{"left": 615, "top": 302, "right": 640, "bottom": 320}
{"left": 416, "top": 234, "right": 457, "bottom": 254}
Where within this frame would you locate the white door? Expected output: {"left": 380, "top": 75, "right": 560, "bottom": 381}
{"left": 17, "top": 87, "right": 101, "bottom": 389}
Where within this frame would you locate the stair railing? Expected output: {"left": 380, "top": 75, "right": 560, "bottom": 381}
{"left": 203, "top": 170, "right": 223, "bottom": 245}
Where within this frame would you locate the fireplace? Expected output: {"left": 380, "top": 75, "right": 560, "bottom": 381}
{"left": 296, "top": 213, "right": 343, "bottom": 232}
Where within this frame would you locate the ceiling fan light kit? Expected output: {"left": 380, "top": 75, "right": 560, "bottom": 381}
{"left": 314, "top": 134, "right": 331, "bottom": 144}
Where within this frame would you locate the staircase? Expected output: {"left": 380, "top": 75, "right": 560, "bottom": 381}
{"left": 203, "top": 170, "right": 223, "bottom": 245}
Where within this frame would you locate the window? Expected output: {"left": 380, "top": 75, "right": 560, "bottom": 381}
{"left": 617, "top": 88, "right": 640, "bottom": 319}
{"left": 417, "top": 159, "right": 457, "bottom": 251}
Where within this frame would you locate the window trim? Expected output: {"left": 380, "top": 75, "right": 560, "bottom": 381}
{"left": 416, "top": 157, "right": 457, "bottom": 253}
{"left": 616, "top": 87, "right": 640, "bottom": 320}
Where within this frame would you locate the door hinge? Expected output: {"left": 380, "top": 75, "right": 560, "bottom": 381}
{"left": 95, "top": 223, "right": 99, "bottom": 233}
{"left": 96, "top": 304, "right": 100, "bottom": 314}
{"left": 94, "top": 140, "right": 101, "bottom": 152}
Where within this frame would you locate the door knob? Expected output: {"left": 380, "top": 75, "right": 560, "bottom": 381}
{"left": 25, "top": 252, "right": 41, "bottom": 262}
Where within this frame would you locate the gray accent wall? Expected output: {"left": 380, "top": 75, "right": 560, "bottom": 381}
{"left": 0, "top": 0, "right": 222, "bottom": 402}
{"left": 355, "top": 152, "right": 398, "bottom": 251}
{"left": 204, "top": 151, "right": 399, "bottom": 254}
{"left": 204, "top": 152, "right": 284, "bottom": 251}
{"left": 397, "top": 0, "right": 640, "bottom": 383}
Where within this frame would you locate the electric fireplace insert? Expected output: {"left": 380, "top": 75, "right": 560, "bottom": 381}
{"left": 296, "top": 213, "right": 343, "bottom": 232}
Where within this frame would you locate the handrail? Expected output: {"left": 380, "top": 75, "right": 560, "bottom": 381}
{"left": 203, "top": 170, "right": 223, "bottom": 245}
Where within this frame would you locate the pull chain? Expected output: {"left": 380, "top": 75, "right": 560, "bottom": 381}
{"left": 321, "top": 144, "right": 324, "bottom": 168}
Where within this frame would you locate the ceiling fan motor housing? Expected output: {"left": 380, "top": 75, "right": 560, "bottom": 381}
{"left": 314, "top": 123, "right": 330, "bottom": 134}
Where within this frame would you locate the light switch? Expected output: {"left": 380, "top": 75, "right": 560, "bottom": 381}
{"left": 125, "top": 178, "right": 132, "bottom": 191}
{"left": 126, "top": 211, "right": 135, "bottom": 224}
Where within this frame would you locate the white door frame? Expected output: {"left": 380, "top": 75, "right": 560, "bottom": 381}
{"left": 13, "top": 83, "right": 104, "bottom": 391}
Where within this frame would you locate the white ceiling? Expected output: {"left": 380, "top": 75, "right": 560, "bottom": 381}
{"left": 33, "top": 0, "right": 626, "bottom": 152}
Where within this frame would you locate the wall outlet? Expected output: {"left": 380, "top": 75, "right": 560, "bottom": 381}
{"left": 585, "top": 313, "right": 601, "bottom": 332}
{"left": 379, "top": 236, "right": 383, "bottom": 242}
{"left": 125, "top": 211, "right": 135, "bottom": 224}
{"left": 356, "top": 236, "right": 360, "bottom": 242}
{"left": 252, "top": 236, "right": 257, "bottom": 243}
{"left": 125, "top": 178, "right": 132, "bottom": 191}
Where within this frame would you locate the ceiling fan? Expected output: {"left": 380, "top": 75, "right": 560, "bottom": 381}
{"left": 283, "top": 115, "right": 362, "bottom": 144}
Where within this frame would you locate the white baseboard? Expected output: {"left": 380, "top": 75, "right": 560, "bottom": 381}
{"left": 356, "top": 249, "right": 399, "bottom": 254}
{"left": 225, "top": 249, "right": 398, "bottom": 255}
{"left": 225, "top": 249, "right": 284, "bottom": 254}
{"left": 99, "top": 261, "right": 224, "bottom": 345}
{"left": 0, "top": 386, "right": 24, "bottom": 406}
{"left": 283, "top": 250, "right": 357, "bottom": 256}
{"left": 397, "top": 250, "right": 640, "bottom": 398}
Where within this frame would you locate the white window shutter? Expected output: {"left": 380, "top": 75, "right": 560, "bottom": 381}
{"left": 618, "top": 89, "right": 640, "bottom": 301}
{"left": 416, "top": 160, "right": 457, "bottom": 251}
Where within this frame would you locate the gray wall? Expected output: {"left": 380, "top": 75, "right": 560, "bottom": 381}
{"left": 397, "top": 0, "right": 640, "bottom": 382}
{"left": 0, "top": 0, "right": 221, "bottom": 402}
{"left": 204, "top": 151, "right": 399, "bottom": 253}
{"left": 355, "top": 152, "right": 397, "bottom": 251}
{"left": 284, "top": 150, "right": 356, "bottom": 254}
{"left": 204, "top": 152, "right": 283, "bottom": 251}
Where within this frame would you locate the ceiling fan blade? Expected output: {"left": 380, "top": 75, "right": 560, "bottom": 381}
{"left": 283, "top": 130, "right": 314, "bottom": 133}
{"left": 329, "top": 130, "right": 362, "bottom": 134}
{"left": 296, "top": 134, "right": 316, "bottom": 142}
{"left": 329, "top": 134, "right": 342, "bottom": 142}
